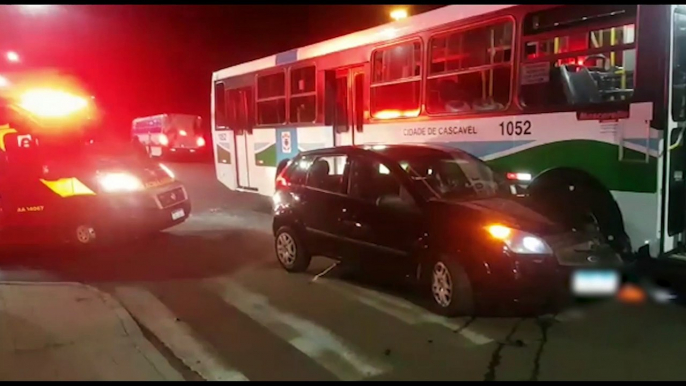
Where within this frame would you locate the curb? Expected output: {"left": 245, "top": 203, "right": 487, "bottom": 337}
{"left": 0, "top": 281, "right": 184, "bottom": 381}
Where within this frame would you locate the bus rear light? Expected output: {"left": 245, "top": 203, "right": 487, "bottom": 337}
{"left": 196, "top": 137, "right": 206, "bottom": 147}
{"left": 159, "top": 134, "right": 169, "bottom": 146}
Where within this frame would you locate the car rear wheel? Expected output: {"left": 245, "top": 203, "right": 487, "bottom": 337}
{"left": 275, "top": 226, "right": 311, "bottom": 273}
{"left": 427, "top": 257, "right": 475, "bottom": 317}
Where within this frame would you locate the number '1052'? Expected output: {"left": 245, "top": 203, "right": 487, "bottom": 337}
{"left": 500, "top": 120, "right": 532, "bottom": 136}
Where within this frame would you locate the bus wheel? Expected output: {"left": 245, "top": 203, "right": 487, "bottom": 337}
{"left": 530, "top": 174, "right": 631, "bottom": 259}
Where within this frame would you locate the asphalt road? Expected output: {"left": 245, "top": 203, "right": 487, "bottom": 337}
{"left": 3, "top": 160, "right": 686, "bottom": 381}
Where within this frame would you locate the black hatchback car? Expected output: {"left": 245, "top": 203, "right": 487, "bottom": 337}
{"left": 272, "top": 144, "right": 623, "bottom": 316}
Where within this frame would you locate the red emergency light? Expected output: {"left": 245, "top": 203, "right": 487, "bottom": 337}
{"left": 18, "top": 88, "right": 89, "bottom": 118}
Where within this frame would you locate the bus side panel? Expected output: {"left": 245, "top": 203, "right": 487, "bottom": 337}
{"left": 242, "top": 126, "right": 335, "bottom": 196}
{"left": 214, "top": 129, "right": 236, "bottom": 191}
{"left": 353, "top": 105, "right": 658, "bottom": 254}
{"left": 248, "top": 128, "right": 275, "bottom": 194}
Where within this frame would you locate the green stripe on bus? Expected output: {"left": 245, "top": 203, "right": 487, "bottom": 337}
{"left": 488, "top": 140, "right": 657, "bottom": 193}
{"left": 255, "top": 143, "right": 277, "bottom": 167}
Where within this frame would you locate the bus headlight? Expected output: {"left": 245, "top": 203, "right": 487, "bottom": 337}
{"left": 486, "top": 224, "right": 553, "bottom": 255}
{"left": 98, "top": 172, "right": 144, "bottom": 192}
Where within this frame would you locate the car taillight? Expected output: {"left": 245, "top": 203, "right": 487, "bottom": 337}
{"left": 159, "top": 134, "right": 169, "bottom": 146}
{"left": 196, "top": 137, "right": 206, "bottom": 147}
{"left": 275, "top": 175, "right": 289, "bottom": 189}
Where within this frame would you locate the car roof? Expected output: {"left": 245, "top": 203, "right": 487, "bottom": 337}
{"left": 298, "top": 143, "right": 461, "bottom": 159}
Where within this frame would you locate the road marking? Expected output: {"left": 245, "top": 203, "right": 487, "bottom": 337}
{"left": 206, "top": 279, "right": 391, "bottom": 381}
{"left": 315, "top": 278, "right": 493, "bottom": 346}
{"left": 114, "top": 286, "right": 249, "bottom": 382}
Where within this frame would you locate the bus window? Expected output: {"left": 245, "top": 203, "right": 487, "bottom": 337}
{"left": 672, "top": 10, "right": 686, "bottom": 122}
{"left": 519, "top": 5, "right": 637, "bottom": 109}
{"left": 354, "top": 73, "right": 365, "bottom": 131}
{"left": 227, "top": 87, "right": 253, "bottom": 131}
{"left": 370, "top": 41, "right": 422, "bottom": 119}
{"left": 256, "top": 72, "right": 286, "bottom": 125}
{"left": 426, "top": 20, "right": 513, "bottom": 115}
{"left": 289, "top": 66, "right": 316, "bottom": 123}
{"left": 214, "top": 82, "right": 227, "bottom": 128}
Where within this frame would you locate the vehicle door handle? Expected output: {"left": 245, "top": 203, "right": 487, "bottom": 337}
{"left": 338, "top": 208, "right": 356, "bottom": 225}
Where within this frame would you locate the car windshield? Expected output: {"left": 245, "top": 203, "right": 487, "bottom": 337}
{"left": 385, "top": 148, "right": 508, "bottom": 201}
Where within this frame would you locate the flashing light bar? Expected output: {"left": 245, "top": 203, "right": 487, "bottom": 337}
{"left": 18, "top": 88, "right": 89, "bottom": 118}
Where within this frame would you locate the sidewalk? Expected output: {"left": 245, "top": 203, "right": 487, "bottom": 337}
{"left": 0, "top": 282, "right": 183, "bottom": 381}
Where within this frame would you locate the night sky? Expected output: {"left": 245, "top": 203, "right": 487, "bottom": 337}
{"left": 0, "top": 5, "right": 443, "bottom": 136}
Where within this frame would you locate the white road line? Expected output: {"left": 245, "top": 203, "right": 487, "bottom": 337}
{"left": 206, "top": 279, "right": 391, "bottom": 381}
{"left": 114, "top": 286, "right": 249, "bottom": 382}
{"left": 316, "top": 278, "right": 493, "bottom": 346}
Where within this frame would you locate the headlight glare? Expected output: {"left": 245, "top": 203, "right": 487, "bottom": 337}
{"left": 98, "top": 172, "right": 144, "bottom": 192}
{"left": 486, "top": 224, "right": 553, "bottom": 255}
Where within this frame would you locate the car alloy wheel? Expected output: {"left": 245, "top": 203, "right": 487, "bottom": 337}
{"left": 431, "top": 261, "right": 453, "bottom": 308}
{"left": 276, "top": 232, "right": 297, "bottom": 268}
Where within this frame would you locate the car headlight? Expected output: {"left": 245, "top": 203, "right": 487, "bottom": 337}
{"left": 486, "top": 224, "right": 553, "bottom": 255}
{"left": 98, "top": 172, "right": 144, "bottom": 192}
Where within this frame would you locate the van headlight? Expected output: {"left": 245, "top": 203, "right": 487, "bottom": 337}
{"left": 98, "top": 172, "right": 144, "bottom": 192}
{"left": 486, "top": 224, "right": 553, "bottom": 255}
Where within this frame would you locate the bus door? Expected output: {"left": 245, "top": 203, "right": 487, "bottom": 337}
{"left": 228, "top": 86, "right": 257, "bottom": 191}
{"left": 665, "top": 6, "right": 686, "bottom": 255}
{"left": 329, "top": 66, "right": 365, "bottom": 148}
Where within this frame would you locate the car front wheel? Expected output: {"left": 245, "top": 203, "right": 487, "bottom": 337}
{"left": 274, "top": 226, "right": 311, "bottom": 273}
{"left": 427, "top": 257, "right": 475, "bottom": 317}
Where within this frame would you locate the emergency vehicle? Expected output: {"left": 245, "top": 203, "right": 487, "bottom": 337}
{"left": 132, "top": 114, "right": 206, "bottom": 158}
{"left": 0, "top": 71, "right": 191, "bottom": 247}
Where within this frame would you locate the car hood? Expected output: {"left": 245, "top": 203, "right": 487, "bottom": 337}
{"left": 432, "top": 196, "right": 566, "bottom": 236}
{"left": 431, "top": 196, "right": 622, "bottom": 267}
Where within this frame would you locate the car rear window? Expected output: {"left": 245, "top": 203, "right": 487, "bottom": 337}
{"left": 304, "top": 155, "right": 347, "bottom": 193}
{"left": 283, "top": 155, "right": 313, "bottom": 186}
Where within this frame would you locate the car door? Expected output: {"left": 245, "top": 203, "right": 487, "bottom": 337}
{"left": 298, "top": 153, "right": 352, "bottom": 258}
{"left": 341, "top": 155, "right": 424, "bottom": 275}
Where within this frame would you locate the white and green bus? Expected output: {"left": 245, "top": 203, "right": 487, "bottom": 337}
{"left": 211, "top": 4, "right": 686, "bottom": 261}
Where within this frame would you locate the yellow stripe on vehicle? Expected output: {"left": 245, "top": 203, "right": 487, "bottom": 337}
{"left": 0, "top": 125, "right": 18, "bottom": 152}
{"left": 40, "top": 177, "right": 96, "bottom": 197}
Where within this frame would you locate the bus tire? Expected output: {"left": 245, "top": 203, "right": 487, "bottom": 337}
{"left": 529, "top": 169, "right": 632, "bottom": 258}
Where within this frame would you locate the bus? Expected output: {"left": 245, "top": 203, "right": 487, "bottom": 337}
{"left": 211, "top": 4, "right": 686, "bottom": 262}
{"left": 132, "top": 114, "right": 205, "bottom": 158}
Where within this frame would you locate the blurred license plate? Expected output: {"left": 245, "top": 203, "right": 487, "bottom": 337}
{"left": 150, "top": 146, "right": 162, "bottom": 156}
{"left": 171, "top": 208, "right": 185, "bottom": 220}
{"left": 572, "top": 270, "right": 619, "bottom": 296}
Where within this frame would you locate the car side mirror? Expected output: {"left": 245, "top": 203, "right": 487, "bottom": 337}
{"left": 377, "top": 194, "right": 417, "bottom": 213}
